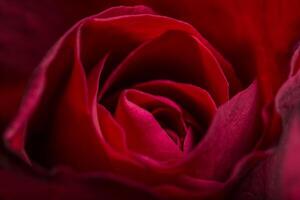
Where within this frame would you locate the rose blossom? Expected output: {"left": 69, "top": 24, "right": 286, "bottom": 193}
{"left": 1, "top": 1, "right": 300, "bottom": 200}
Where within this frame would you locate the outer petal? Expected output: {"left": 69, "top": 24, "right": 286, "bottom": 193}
{"left": 137, "top": 0, "right": 300, "bottom": 98}
{"left": 278, "top": 115, "right": 300, "bottom": 200}
{"left": 233, "top": 51, "right": 300, "bottom": 199}
{"left": 275, "top": 61, "right": 300, "bottom": 200}
{"left": 2, "top": 5, "right": 157, "bottom": 168}
{"left": 100, "top": 30, "right": 229, "bottom": 104}
{"left": 182, "top": 81, "right": 260, "bottom": 181}
{"left": 0, "top": 3, "right": 154, "bottom": 135}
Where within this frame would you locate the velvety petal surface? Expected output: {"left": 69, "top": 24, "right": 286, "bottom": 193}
{"left": 182, "top": 82, "right": 260, "bottom": 181}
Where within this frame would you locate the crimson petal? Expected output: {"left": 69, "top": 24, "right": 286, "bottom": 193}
{"left": 182, "top": 81, "right": 260, "bottom": 181}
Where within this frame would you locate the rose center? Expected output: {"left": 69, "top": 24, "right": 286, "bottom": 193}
{"left": 101, "top": 86, "right": 204, "bottom": 154}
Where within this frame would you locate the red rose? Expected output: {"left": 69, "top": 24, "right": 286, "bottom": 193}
{"left": 2, "top": 1, "right": 300, "bottom": 200}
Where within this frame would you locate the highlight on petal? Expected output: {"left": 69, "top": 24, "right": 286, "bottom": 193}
{"left": 290, "top": 44, "right": 300, "bottom": 76}
{"left": 115, "top": 89, "right": 183, "bottom": 162}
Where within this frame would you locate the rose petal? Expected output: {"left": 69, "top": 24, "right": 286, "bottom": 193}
{"left": 276, "top": 114, "right": 300, "bottom": 200}
{"left": 138, "top": 0, "right": 300, "bottom": 99}
{"left": 275, "top": 64, "right": 300, "bottom": 200}
{"left": 182, "top": 81, "right": 260, "bottom": 181}
{"left": 100, "top": 30, "right": 229, "bottom": 104}
{"left": 134, "top": 80, "right": 217, "bottom": 128}
{"left": 2, "top": 5, "right": 173, "bottom": 169}
{"left": 233, "top": 56, "right": 300, "bottom": 199}
{"left": 115, "top": 89, "right": 183, "bottom": 162}
{"left": 97, "top": 105, "right": 127, "bottom": 152}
